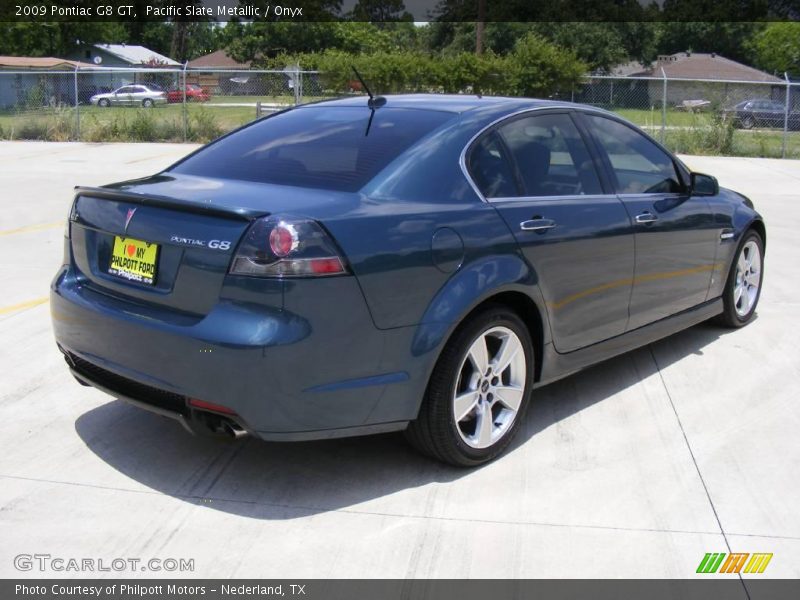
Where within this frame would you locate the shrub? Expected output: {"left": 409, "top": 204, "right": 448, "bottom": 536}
{"left": 667, "top": 112, "right": 735, "bottom": 156}
{"left": 504, "top": 33, "right": 587, "bottom": 98}
{"left": 83, "top": 114, "right": 126, "bottom": 142}
{"left": 276, "top": 42, "right": 585, "bottom": 99}
{"left": 14, "top": 118, "right": 49, "bottom": 140}
{"left": 188, "top": 107, "right": 224, "bottom": 142}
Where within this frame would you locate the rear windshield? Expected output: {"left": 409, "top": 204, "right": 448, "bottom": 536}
{"left": 170, "top": 106, "right": 454, "bottom": 192}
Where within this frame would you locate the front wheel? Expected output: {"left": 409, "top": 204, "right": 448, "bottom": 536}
{"left": 405, "top": 305, "right": 534, "bottom": 467}
{"left": 741, "top": 115, "right": 755, "bottom": 129}
{"left": 142, "top": 98, "right": 154, "bottom": 108}
{"left": 98, "top": 98, "right": 110, "bottom": 108}
{"left": 716, "top": 230, "right": 764, "bottom": 328}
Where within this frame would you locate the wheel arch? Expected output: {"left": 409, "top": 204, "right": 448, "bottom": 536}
{"left": 412, "top": 285, "right": 549, "bottom": 391}
{"left": 748, "top": 218, "right": 766, "bottom": 251}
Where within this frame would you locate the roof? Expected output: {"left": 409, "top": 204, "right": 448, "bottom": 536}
{"left": 93, "top": 44, "right": 179, "bottom": 66}
{"left": 304, "top": 94, "right": 562, "bottom": 114}
{"left": 0, "top": 56, "right": 87, "bottom": 69}
{"left": 187, "top": 50, "right": 251, "bottom": 69}
{"left": 638, "top": 53, "right": 782, "bottom": 83}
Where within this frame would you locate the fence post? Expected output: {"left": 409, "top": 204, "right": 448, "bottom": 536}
{"left": 660, "top": 68, "right": 667, "bottom": 144}
{"left": 783, "top": 72, "right": 791, "bottom": 159}
{"left": 298, "top": 69, "right": 303, "bottom": 105}
{"left": 73, "top": 63, "right": 80, "bottom": 141}
{"left": 182, "top": 62, "right": 188, "bottom": 142}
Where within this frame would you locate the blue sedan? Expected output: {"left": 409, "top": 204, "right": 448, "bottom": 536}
{"left": 51, "top": 95, "right": 765, "bottom": 466}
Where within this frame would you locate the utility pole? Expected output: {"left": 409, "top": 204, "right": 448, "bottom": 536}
{"left": 476, "top": 0, "right": 487, "bottom": 55}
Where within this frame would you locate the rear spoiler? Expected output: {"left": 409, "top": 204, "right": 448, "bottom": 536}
{"left": 73, "top": 186, "right": 268, "bottom": 221}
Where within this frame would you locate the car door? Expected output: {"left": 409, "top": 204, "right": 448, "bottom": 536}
{"left": 130, "top": 86, "right": 146, "bottom": 106}
{"left": 112, "top": 86, "right": 129, "bottom": 106}
{"left": 579, "top": 113, "right": 719, "bottom": 331}
{"left": 766, "top": 101, "right": 785, "bottom": 127}
{"left": 468, "top": 110, "right": 635, "bottom": 353}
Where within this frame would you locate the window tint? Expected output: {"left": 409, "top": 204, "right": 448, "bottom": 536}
{"left": 467, "top": 132, "right": 518, "bottom": 199}
{"left": 171, "top": 107, "right": 453, "bottom": 192}
{"left": 497, "top": 113, "right": 602, "bottom": 196}
{"left": 586, "top": 115, "right": 683, "bottom": 194}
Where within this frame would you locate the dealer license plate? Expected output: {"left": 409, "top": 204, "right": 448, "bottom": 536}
{"left": 108, "top": 236, "right": 159, "bottom": 285}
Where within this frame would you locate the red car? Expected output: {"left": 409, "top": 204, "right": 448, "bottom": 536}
{"left": 166, "top": 84, "right": 211, "bottom": 103}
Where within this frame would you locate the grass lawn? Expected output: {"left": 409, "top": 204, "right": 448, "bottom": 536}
{"left": 615, "top": 108, "right": 715, "bottom": 128}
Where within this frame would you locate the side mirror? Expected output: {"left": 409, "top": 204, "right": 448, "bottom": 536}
{"left": 691, "top": 172, "right": 719, "bottom": 196}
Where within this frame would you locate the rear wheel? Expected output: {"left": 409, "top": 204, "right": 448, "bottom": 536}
{"left": 405, "top": 305, "right": 533, "bottom": 467}
{"left": 716, "top": 230, "right": 764, "bottom": 328}
{"left": 142, "top": 98, "right": 154, "bottom": 108}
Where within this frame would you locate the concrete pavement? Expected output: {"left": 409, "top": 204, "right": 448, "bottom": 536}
{"left": 0, "top": 142, "right": 798, "bottom": 583}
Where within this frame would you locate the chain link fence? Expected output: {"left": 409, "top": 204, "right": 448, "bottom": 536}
{"left": 571, "top": 74, "right": 799, "bottom": 159}
{"left": 1, "top": 67, "right": 799, "bottom": 159}
{"left": 0, "top": 66, "right": 331, "bottom": 143}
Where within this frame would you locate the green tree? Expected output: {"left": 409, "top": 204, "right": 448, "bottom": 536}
{"left": 349, "top": 0, "right": 413, "bottom": 21}
{"left": 0, "top": 22, "right": 127, "bottom": 57}
{"left": 533, "top": 22, "right": 627, "bottom": 72}
{"left": 749, "top": 22, "right": 800, "bottom": 77}
{"left": 505, "top": 33, "right": 587, "bottom": 97}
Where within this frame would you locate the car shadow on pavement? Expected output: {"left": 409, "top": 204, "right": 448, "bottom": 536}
{"left": 74, "top": 321, "right": 735, "bottom": 520}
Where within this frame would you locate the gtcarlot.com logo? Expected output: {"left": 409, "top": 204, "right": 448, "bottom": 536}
{"left": 14, "top": 553, "right": 194, "bottom": 573}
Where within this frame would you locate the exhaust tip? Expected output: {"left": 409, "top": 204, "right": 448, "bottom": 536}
{"left": 222, "top": 420, "right": 248, "bottom": 439}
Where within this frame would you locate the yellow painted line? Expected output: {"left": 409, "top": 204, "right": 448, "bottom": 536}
{"left": 0, "top": 297, "right": 49, "bottom": 316}
{"left": 0, "top": 221, "right": 62, "bottom": 236}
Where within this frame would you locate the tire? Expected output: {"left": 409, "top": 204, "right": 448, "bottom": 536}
{"left": 142, "top": 98, "right": 154, "bottom": 108}
{"left": 98, "top": 99, "right": 110, "bottom": 108}
{"left": 405, "top": 305, "right": 534, "bottom": 467}
{"left": 715, "top": 229, "right": 764, "bottom": 328}
{"left": 741, "top": 115, "right": 754, "bottom": 129}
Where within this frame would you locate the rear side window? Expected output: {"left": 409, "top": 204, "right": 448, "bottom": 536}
{"left": 497, "top": 113, "right": 602, "bottom": 196}
{"left": 170, "top": 107, "right": 453, "bottom": 192}
{"left": 467, "top": 132, "right": 518, "bottom": 199}
{"left": 586, "top": 115, "right": 683, "bottom": 194}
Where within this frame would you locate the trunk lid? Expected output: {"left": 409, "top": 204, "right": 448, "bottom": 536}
{"left": 70, "top": 174, "right": 357, "bottom": 315}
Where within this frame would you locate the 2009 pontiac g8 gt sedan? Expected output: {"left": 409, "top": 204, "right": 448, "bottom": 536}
{"left": 51, "top": 95, "right": 766, "bottom": 466}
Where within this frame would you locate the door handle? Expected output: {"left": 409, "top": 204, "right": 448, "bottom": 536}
{"left": 520, "top": 218, "right": 556, "bottom": 232}
{"left": 635, "top": 212, "right": 658, "bottom": 224}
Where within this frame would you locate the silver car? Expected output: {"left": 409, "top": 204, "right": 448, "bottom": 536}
{"left": 90, "top": 84, "right": 167, "bottom": 108}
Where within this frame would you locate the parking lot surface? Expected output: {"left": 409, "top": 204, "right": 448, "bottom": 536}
{"left": 0, "top": 141, "right": 798, "bottom": 582}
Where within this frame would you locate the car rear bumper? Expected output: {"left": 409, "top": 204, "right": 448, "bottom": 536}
{"left": 51, "top": 266, "right": 425, "bottom": 440}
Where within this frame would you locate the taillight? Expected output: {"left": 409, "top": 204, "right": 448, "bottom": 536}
{"left": 229, "top": 215, "right": 348, "bottom": 278}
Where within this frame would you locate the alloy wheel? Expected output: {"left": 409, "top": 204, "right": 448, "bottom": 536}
{"left": 452, "top": 326, "right": 527, "bottom": 449}
{"left": 734, "top": 240, "right": 761, "bottom": 317}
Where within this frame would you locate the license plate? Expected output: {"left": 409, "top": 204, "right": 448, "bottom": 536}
{"left": 108, "top": 236, "right": 159, "bottom": 285}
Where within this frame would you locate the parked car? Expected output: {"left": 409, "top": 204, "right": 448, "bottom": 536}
{"left": 52, "top": 95, "right": 766, "bottom": 466}
{"left": 166, "top": 84, "right": 211, "bottom": 103}
{"left": 78, "top": 85, "right": 112, "bottom": 105}
{"left": 722, "top": 98, "right": 800, "bottom": 129}
{"left": 90, "top": 84, "right": 167, "bottom": 108}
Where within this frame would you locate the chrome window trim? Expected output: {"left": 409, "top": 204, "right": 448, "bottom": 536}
{"left": 616, "top": 192, "right": 687, "bottom": 199}
{"left": 483, "top": 193, "right": 620, "bottom": 204}
{"left": 458, "top": 105, "right": 621, "bottom": 204}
